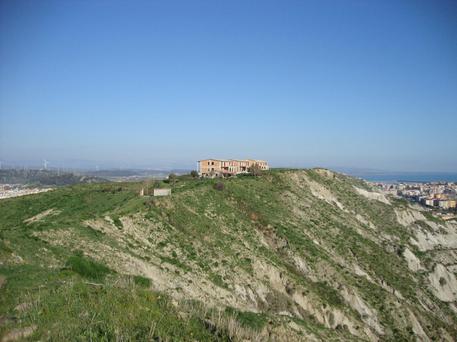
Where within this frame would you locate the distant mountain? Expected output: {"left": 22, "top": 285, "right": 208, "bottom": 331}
{"left": 0, "top": 169, "right": 107, "bottom": 186}
{"left": 82, "top": 168, "right": 191, "bottom": 179}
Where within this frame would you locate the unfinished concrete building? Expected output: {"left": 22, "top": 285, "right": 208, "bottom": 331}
{"left": 198, "top": 159, "right": 269, "bottom": 177}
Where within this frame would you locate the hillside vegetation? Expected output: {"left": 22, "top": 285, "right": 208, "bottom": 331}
{"left": 1, "top": 169, "right": 457, "bottom": 341}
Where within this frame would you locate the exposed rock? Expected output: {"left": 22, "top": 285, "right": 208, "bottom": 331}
{"left": 395, "top": 208, "right": 425, "bottom": 227}
{"left": 354, "top": 186, "right": 390, "bottom": 205}
{"left": 407, "top": 309, "right": 429, "bottom": 342}
{"left": 14, "top": 302, "right": 32, "bottom": 312}
{"left": 302, "top": 176, "right": 345, "bottom": 210}
{"left": 314, "top": 168, "right": 336, "bottom": 179}
{"left": 1, "top": 325, "right": 37, "bottom": 342}
{"left": 428, "top": 263, "right": 457, "bottom": 302}
{"left": 352, "top": 263, "right": 374, "bottom": 282}
{"left": 10, "top": 254, "right": 24, "bottom": 264}
{"left": 24, "top": 208, "right": 59, "bottom": 225}
{"left": 292, "top": 291, "right": 376, "bottom": 341}
{"left": 340, "top": 286, "right": 384, "bottom": 336}
{"left": 403, "top": 248, "right": 424, "bottom": 272}
{"left": 410, "top": 230, "right": 457, "bottom": 252}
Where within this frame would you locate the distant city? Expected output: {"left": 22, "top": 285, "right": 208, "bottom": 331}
{"left": 0, "top": 184, "right": 52, "bottom": 200}
{"left": 373, "top": 181, "right": 457, "bottom": 220}
{"left": 341, "top": 170, "right": 457, "bottom": 183}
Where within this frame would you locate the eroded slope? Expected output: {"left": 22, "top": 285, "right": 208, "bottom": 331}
{"left": 1, "top": 169, "right": 456, "bottom": 341}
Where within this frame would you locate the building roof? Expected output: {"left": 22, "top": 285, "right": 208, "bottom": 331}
{"left": 198, "top": 158, "right": 267, "bottom": 162}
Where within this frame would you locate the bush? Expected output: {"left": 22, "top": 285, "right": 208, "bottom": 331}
{"left": 396, "top": 244, "right": 405, "bottom": 257}
{"left": 213, "top": 182, "right": 224, "bottom": 191}
{"left": 165, "top": 173, "right": 177, "bottom": 185}
{"left": 66, "top": 253, "right": 112, "bottom": 281}
{"left": 248, "top": 163, "right": 262, "bottom": 176}
{"left": 112, "top": 216, "right": 123, "bottom": 229}
{"left": 133, "top": 275, "right": 151, "bottom": 287}
{"left": 190, "top": 170, "right": 199, "bottom": 178}
{"left": 225, "top": 307, "right": 267, "bottom": 331}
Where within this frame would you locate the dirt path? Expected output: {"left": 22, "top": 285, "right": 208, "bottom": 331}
{"left": 0, "top": 275, "right": 5, "bottom": 289}
{"left": 1, "top": 325, "right": 37, "bottom": 342}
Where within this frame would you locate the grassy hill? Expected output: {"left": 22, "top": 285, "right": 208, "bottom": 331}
{"left": 1, "top": 169, "right": 456, "bottom": 341}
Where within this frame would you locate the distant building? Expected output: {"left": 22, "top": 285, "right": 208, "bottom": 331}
{"left": 423, "top": 198, "right": 435, "bottom": 207}
{"left": 439, "top": 200, "right": 457, "bottom": 209}
{"left": 198, "top": 159, "right": 269, "bottom": 177}
{"left": 139, "top": 188, "right": 172, "bottom": 197}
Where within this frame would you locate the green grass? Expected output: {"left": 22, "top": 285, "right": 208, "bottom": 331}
{"left": 209, "top": 272, "right": 228, "bottom": 289}
{"left": 133, "top": 275, "right": 151, "bottom": 287}
{"left": 7, "top": 277, "right": 227, "bottom": 341}
{"left": 310, "top": 281, "right": 345, "bottom": 308}
{"left": 65, "top": 253, "right": 112, "bottom": 281}
{"left": 1, "top": 169, "right": 456, "bottom": 341}
{"left": 423, "top": 211, "right": 444, "bottom": 223}
{"left": 225, "top": 307, "right": 268, "bottom": 331}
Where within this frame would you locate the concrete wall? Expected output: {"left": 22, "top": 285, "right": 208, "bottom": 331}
{"left": 153, "top": 188, "right": 171, "bottom": 197}
{"left": 199, "top": 159, "right": 222, "bottom": 176}
{"left": 198, "top": 159, "right": 269, "bottom": 177}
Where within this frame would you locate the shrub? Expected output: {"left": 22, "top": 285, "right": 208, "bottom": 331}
{"left": 190, "top": 170, "right": 199, "bottom": 178}
{"left": 248, "top": 163, "right": 262, "bottom": 176}
{"left": 225, "top": 307, "right": 267, "bottom": 331}
{"left": 66, "top": 253, "right": 112, "bottom": 281}
{"left": 164, "top": 173, "right": 178, "bottom": 185}
{"left": 133, "top": 275, "right": 151, "bottom": 287}
{"left": 396, "top": 244, "right": 405, "bottom": 257}
{"left": 213, "top": 182, "right": 224, "bottom": 191}
{"left": 112, "top": 217, "right": 123, "bottom": 229}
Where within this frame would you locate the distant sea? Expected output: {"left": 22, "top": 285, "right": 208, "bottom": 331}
{"left": 346, "top": 172, "right": 457, "bottom": 183}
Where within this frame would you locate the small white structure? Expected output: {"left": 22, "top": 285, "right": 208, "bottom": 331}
{"left": 153, "top": 188, "right": 171, "bottom": 197}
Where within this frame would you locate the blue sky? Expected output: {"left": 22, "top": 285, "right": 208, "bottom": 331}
{"left": 1, "top": 0, "right": 456, "bottom": 171}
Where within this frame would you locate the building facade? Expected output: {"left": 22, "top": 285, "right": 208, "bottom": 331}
{"left": 198, "top": 159, "right": 269, "bottom": 177}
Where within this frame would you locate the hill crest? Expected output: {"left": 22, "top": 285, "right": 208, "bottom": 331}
{"left": 1, "top": 168, "right": 456, "bottom": 341}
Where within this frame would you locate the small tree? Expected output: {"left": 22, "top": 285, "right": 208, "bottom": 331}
{"left": 168, "top": 173, "right": 177, "bottom": 185}
{"left": 439, "top": 277, "right": 447, "bottom": 286}
{"left": 190, "top": 170, "right": 199, "bottom": 178}
{"left": 142, "top": 179, "right": 152, "bottom": 195}
{"left": 248, "top": 163, "right": 262, "bottom": 176}
{"left": 213, "top": 182, "right": 224, "bottom": 191}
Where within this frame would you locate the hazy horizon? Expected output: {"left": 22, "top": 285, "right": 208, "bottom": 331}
{"left": 1, "top": 1, "right": 456, "bottom": 172}
{"left": 3, "top": 159, "right": 457, "bottom": 176}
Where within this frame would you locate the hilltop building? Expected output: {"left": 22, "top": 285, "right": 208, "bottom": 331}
{"left": 198, "top": 159, "right": 269, "bottom": 177}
